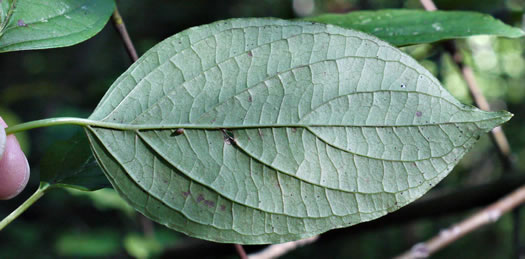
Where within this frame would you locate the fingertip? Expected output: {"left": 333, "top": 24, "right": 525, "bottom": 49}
{"left": 0, "top": 134, "right": 31, "bottom": 200}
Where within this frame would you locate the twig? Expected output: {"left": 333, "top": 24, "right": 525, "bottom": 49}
{"left": 234, "top": 244, "right": 248, "bottom": 259}
{"left": 0, "top": 182, "right": 51, "bottom": 231}
{"left": 111, "top": 7, "right": 138, "bottom": 62}
{"left": 395, "top": 184, "right": 525, "bottom": 259}
{"left": 404, "top": 0, "right": 519, "bottom": 257}
{"left": 460, "top": 64, "right": 512, "bottom": 165}
{"left": 419, "top": 0, "right": 437, "bottom": 11}
{"left": 111, "top": 3, "right": 153, "bottom": 238}
{"left": 248, "top": 236, "right": 319, "bottom": 259}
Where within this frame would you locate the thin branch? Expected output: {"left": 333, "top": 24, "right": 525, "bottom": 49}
{"left": 460, "top": 64, "right": 512, "bottom": 163}
{"left": 234, "top": 244, "right": 248, "bottom": 259}
{"left": 395, "top": 184, "right": 525, "bottom": 259}
{"left": 111, "top": 7, "right": 138, "bottom": 62}
{"left": 408, "top": 0, "right": 520, "bottom": 257}
{"left": 0, "top": 182, "right": 50, "bottom": 231}
{"left": 421, "top": 0, "right": 512, "bottom": 167}
{"left": 419, "top": 0, "right": 437, "bottom": 11}
{"left": 248, "top": 236, "right": 319, "bottom": 259}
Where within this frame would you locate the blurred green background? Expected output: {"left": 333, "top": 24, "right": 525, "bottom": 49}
{"left": 1, "top": 0, "right": 524, "bottom": 258}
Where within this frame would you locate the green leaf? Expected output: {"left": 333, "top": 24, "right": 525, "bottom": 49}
{"left": 40, "top": 133, "right": 110, "bottom": 191}
{"left": 85, "top": 18, "right": 512, "bottom": 244}
{"left": 305, "top": 9, "right": 525, "bottom": 46}
{"left": 0, "top": 0, "right": 115, "bottom": 53}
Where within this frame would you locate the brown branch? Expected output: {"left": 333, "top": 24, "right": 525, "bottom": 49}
{"left": 111, "top": 3, "right": 153, "bottom": 237}
{"left": 419, "top": 0, "right": 437, "bottom": 11}
{"left": 112, "top": 7, "right": 138, "bottom": 62}
{"left": 401, "top": 0, "right": 519, "bottom": 257}
{"left": 460, "top": 64, "right": 512, "bottom": 165}
{"left": 248, "top": 236, "right": 319, "bottom": 259}
{"left": 235, "top": 244, "right": 248, "bottom": 259}
{"left": 395, "top": 184, "right": 525, "bottom": 259}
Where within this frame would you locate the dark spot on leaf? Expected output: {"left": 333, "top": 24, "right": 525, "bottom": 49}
{"left": 416, "top": 111, "right": 422, "bottom": 117}
{"left": 400, "top": 83, "right": 406, "bottom": 88}
{"left": 222, "top": 129, "right": 236, "bottom": 145}
{"left": 258, "top": 129, "right": 264, "bottom": 137}
{"left": 220, "top": 205, "right": 226, "bottom": 211}
{"left": 475, "top": 135, "right": 481, "bottom": 140}
{"left": 171, "top": 128, "right": 184, "bottom": 136}
{"left": 247, "top": 51, "right": 253, "bottom": 57}
{"left": 182, "top": 191, "right": 191, "bottom": 198}
{"left": 17, "top": 19, "right": 27, "bottom": 27}
{"left": 197, "top": 194, "right": 204, "bottom": 202}
{"left": 248, "top": 96, "right": 252, "bottom": 102}
{"left": 291, "top": 128, "right": 297, "bottom": 133}
{"left": 204, "top": 200, "right": 215, "bottom": 208}
{"left": 211, "top": 118, "right": 216, "bottom": 123}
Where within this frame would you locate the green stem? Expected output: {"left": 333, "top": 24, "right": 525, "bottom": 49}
{"left": 5, "top": 117, "right": 96, "bottom": 135}
{"left": 0, "top": 182, "right": 50, "bottom": 231}
{"left": 0, "top": 0, "right": 19, "bottom": 38}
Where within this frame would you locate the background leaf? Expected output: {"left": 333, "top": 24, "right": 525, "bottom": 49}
{"left": 0, "top": 0, "right": 115, "bottom": 52}
{"left": 40, "top": 133, "right": 110, "bottom": 191}
{"left": 305, "top": 9, "right": 525, "bottom": 46}
{"left": 85, "top": 18, "right": 510, "bottom": 244}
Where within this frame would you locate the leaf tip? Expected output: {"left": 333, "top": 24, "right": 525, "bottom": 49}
{"left": 500, "top": 110, "right": 514, "bottom": 124}
{"left": 491, "top": 110, "right": 513, "bottom": 129}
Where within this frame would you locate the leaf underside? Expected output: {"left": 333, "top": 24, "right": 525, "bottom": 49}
{"left": 86, "top": 18, "right": 511, "bottom": 244}
{"left": 305, "top": 9, "right": 525, "bottom": 46}
{"left": 0, "top": 0, "right": 115, "bottom": 53}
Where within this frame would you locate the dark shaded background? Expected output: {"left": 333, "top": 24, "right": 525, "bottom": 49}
{"left": 1, "top": 0, "right": 524, "bottom": 258}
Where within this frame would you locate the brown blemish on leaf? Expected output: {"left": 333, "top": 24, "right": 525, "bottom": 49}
{"left": 222, "top": 129, "right": 236, "bottom": 145}
{"left": 258, "top": 129, "right": 264, "bottom": 137}
{"left": 182, "top": 191, "right": 191, "bottom": 198}
{"left": 247, "top": 51, "right": 253, "bottom": 57}
{"left": 17, "top": 19, "right": 27, "bottom": 27}
{"left": 197, "top": 194, "right": 204, "bottom": 202}
{"left": 171, "top": 128, "right": 185, "bottom": 136}
{"left": 204, "top": 200, "right": 216, "bottom": 208}
{"left": 220, "top": 205, "right": 226, "bottom": 211}
{"left": 416, "top": 111, "right": 423, "bottom": 117}
{"left": 291, "top": 128, "right": 297, "bottom": 133}
{"left": 248, "top": 96, "right": 252, "bottom": 102}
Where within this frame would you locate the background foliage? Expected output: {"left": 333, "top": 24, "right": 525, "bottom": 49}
{"left": 0, "top": 0, "right": 524, "bottom": 258}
